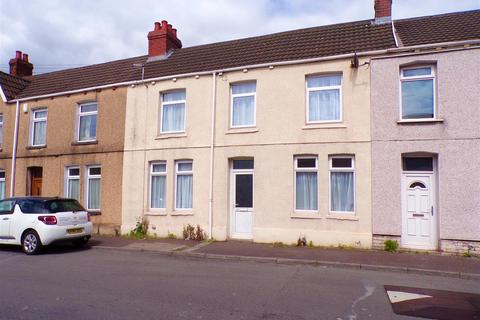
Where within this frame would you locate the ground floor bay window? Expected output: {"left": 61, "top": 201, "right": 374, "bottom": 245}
{"left": 329, "top": 156, "right": 355, "bottom": 213}
{"left": 294, "top": 156, "right": 318, "bottom": 211}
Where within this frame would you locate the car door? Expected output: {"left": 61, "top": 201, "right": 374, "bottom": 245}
{"left": 0, "top": 199, "right": 15, "bottom": 240}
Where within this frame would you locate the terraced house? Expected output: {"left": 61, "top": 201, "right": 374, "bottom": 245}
{"left": 1, "top": 1, "right": 479, "bottom": 252}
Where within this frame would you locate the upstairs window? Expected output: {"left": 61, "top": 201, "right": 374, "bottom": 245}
{"left": 329, "top": 156, "right": 355, "bottom": 213}
{"left": 400, "top": 66, "right": 436, "bottom": 120}
{"left": 231, "top": 82, "right": 256, "bottom": 127}
{"left": 31, "top": 109, "right": 47, "bottom": 146}
{"left": 161, "top": 90, "right": 186, "bottom": 133}
{"left": 294, "top": 156, "right": 318, "bottom": 211}
{"left": 78, "top": 103, "right": 98, "bottom": 142}
{"left": 0, "top": 114, "right": 3, "bottom": 146}
{"left": 307, "top": 74, "right": 342, "bottom": 123}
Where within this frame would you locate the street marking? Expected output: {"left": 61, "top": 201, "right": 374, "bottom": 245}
{"left": 387, "top": 290, "right": 432, "bottom": 303}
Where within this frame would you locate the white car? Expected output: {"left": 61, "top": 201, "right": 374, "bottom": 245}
{"left": 0, "top": 197, "right": 92, "bottom": 255}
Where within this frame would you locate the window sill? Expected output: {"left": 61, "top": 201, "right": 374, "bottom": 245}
{"left": 226, "top": 127, "right": 259, "bottom": 135}
{"left": 155, "top": 133, "right": 187, "bottom": 140}
{"left": 26, "top": 145, "right": 46, "bottom": 150}
{"left": 303, "top": 123, "right": 346, "bottom": 130}
{"left": 326, "top": 214, "right": 358, "bottom": 221}
{"left": 171, "top": 211, "right": 194, "bottom": 216}
{"left": 291, "top": 212, "right": 322, "bottom": 219}
{"left": 88, "top": 211, "right": 101, "bottom": 216}
{"left": 397, "top": 119, "right": 444, "bottom": 124}
{"left": 71, "top": 140, "right": 98, "bottom": 146}
{"left": 145, "top": 211, "right": 167, "bottom": 216}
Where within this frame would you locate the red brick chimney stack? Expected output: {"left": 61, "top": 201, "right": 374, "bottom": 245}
{"left": 374, "top": 0, "right": 392, "bottom": 24}
{"left": 9, "top": 50, "right": 33, "bottom": 77}
{"left": 148, "top": 20, "right": 182, "bottom": 58}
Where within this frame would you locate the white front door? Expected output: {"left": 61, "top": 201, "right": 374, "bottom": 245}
{"left": 401, "top": 174, "right": 437, "bottom": 249}
{"left": 230, "top": 162, "right": 254, "bottom": 239}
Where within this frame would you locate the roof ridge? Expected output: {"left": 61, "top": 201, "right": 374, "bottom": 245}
{"left": 394, "top": 9, "right": 480, "bottom": 23}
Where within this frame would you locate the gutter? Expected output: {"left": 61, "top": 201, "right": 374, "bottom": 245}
{"left": 10, "top": 39, "right": 480, "bottom": 104}
{"left": 10, "top": 100, "right": 20, "bottom": 196}
{"left": 208, "top": 72, "right": 217, "bottom": 238}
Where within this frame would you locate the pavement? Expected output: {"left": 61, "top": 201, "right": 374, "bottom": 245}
{"left": 89, "top": 236, "right": 480, "bottom": 280}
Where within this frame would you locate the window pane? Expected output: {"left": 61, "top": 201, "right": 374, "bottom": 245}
{"left": 296, "top": 172, "right": 318, "bottom": 210}
{"left": 307, "top": 75, "right": 341, "bottom": 88}
{"left": 233, "top": 160, "right": 254, "bottom": 170}
{"left": 297, "top": 158, "right": 316, "bottom": 168}
{"left": 332, "top": 158, "right": 352, "bottom": 168}
{"left": 403, "top": 68, "right": 431, "bottom": 77}
{"left": 34, "top": 111, "right": 47, "bottom": 119}
{"left": 151, "top": 175, "right": 166, "bottom": 208}
{"left": 401, "top": 79, "right": 434, "bottom": 119}
{"left": 0, "top": 181, "right": 5, "bottom": 200}
{"left": 309, "top": 89, "right": 340, "bottom": 121}
{"left": 0, "top": 123, "right": 3, "bottom": 145}
{"left": 88, "top": 178, "right": 101, "bottom": 209}
{"left": 67, "top": 179, "right": 80, "bottom": 200}
{"left": 69, "top": 168, "right": 80, "bottom": 176}
{"left": 0, "top": 171, "right": 5, "bottom": 179}
{"left": 232, "top": 96, "right": 255, "bottom": 126}
{"left": 331, "top": 172, "right": 354, "bottom": 212}
{"left": 79, "top": 114, "right": 97, "bottom": 140}
{"left": 81, "top": 104, "right": 97, "bottom": 113}
{"left": 232, "top": 82, "right": 256, "bottom": 94}
{"left": 89, "top": 167, "right": 101, "bottom": 175}
{"left": 409, "top": 182, "right": 426, "bottom": 189}
{"left": 162, "top": 103, "right": 185, "bottom": 132}
{"left": 152, "top": 163, "right": 166, "bottom": 173}
{"left": 33, "top": 121, "right": 47, "bottom": 145}
{"left": 163, "top": 91, "right": 186, "bottom": 102}
{"left": 235, "top": 174, "right": 253, "bottom": 208}
{"left": 403, "top": 157, "right": 433, "bottom": 171}
{"left": 0, "top": 115, "right": 3, "bottom": 122}
{"left": 178, "top": 162, "right": 192, "bottom": 172}
{"left": 176, "top": 174, "right": 192, "bottom": 209}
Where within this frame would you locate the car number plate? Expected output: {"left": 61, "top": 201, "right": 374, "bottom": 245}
{"left": 67, "top": 228, "right": 84, "bottom": 234}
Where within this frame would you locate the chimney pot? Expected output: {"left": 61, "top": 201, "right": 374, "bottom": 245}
{"left": 22, "top": 53, "right": 29, "bottom": 62}
{"left": 16, "top": 50, "right": 22, "bottom": 59}
{"left": 154, "top": 22, "right": 161, "bottom": 30}
{"left": 161, "top": 20, "right": 168, "bottom": 29}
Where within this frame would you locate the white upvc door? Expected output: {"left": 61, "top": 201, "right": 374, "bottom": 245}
{"left": 401, "top": 173, "right": 437, "bottom": 250}
{"left": 230, "top": 169, "right": 254, "bottom": 239}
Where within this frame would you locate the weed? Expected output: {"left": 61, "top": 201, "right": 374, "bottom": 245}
{"left": 297, "top": 236, "right": 307, "bottom": 247}
{"left": 384, "top": 239, "right": 399, "bottom": 252}
{"left": 167, "top": 232, "right": 177, "bottom": 240}
{"left": 463, "top": 251, "right": 472, "bottom": 258}
{"left": 308, "top": 241, "right": 314, "bottom": 247}
{"left": 273, "top": 241, "right": 285, "bottom": 247}
{"left": 129, "top": 216, "right": 149, "bottom": 239}
{"left": 182, "top": 224, "right": 207, "bottom": 241}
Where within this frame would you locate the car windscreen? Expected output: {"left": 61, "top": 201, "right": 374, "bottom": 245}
{"left": 45, "top": 199, "right": 86, "bottom": 213}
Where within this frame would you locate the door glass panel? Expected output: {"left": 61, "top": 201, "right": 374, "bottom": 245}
{"left": 409, "top": 182, "right": 426, "bottom": 189}
{"left": 235, "top": 174, "right": 253, "bottom": 208}
{"left": 403, "top": 157, "right": 433, "bottom": 171}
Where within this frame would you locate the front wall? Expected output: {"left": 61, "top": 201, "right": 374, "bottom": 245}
{"left": 371, "top": 49, "right": 480, "bottom": 241}
{"left": 123, "top": 58, "right": 373, "bottom": 246}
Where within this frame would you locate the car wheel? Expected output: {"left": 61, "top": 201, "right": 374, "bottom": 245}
{"left": 22, "top": 230, "right": 42, "bottom": 255}
{"left": 72, "top": 237, "right": 89, "bottom": 247}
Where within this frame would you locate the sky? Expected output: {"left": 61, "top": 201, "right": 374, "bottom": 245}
{"left": 0, "top": 0, "right": 478, "bottom": 74}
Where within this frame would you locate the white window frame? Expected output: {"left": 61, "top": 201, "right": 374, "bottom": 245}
{"left": 160, "top": 90, "right": 186, "bottom": 134}
{"left": 0, "top": 114, "right": 3, "bottom": 146}
{"left": 86, "top": 165, "right": 101, "bottom": 211}
{"left": 77, "top": 102, "right": 98, "bottom": 142}
{"left": 174, "top": 160, "right": 193, "bottom": 211}
{"left": 0, "top": 170, "right": 5, "bottom": 200}
{"left": 329, "top": 156, "right": 355, "bottom": 214}
{"left": 230, "top": 82, "right": 256, "bottom": 128}
{"left": 30, "top": 108, "right": 48, "bottom": 147}
{"left": 149, "top": 161, "right": 167, "bottom": 211}
{"left": 306, "top": 74, "right": 343, "bottom": 124}
{"left": 294, "top": 156, "right": 318, "bottom": 213}
{"left": 399, "top": 65, "right": 436, "bottom": 121}
{"left": 64, "top": 166, "right": 80, "bottom": 200}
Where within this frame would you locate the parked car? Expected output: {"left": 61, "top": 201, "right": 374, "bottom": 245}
{"left": 0, "top": 197, "right": 92, "bottom": 255}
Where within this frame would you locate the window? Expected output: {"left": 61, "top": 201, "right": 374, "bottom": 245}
{"left": 86, "top": 166, "right": 101, "bottom": 210}
{"left": 65, "top": 167, "right": 80, "bottom": 200}
{"left": 403, "top": 157, "right": 433, "bottom": 171}
{"left": 149, "top": 162, "right": 166, "bottom": 210}
{"left": 0, "top": 114, "right": 3, "bottom": 146}
{"left": 294, "top": 157, "right": 318, "bottom": 211}
{"left": 400, "top": 66, "right": 435, "bottom": 119}
{"left": 231, "top": 82, "right": 256, "bottom": 127}
{"left": 78, "top": 102, "right": 98, "bottom": 142}
{"left": 329, "top": 156, "right": 355, "bottom": 213}
{"left": 175, "top": 161, "right": 193, "bottom": 210}
{"left": 30, "top": 109, "right": 47, "bottom": 146}
{"left": 307, "top": 74, "right": 342, "bottom": 123}
{"left": 0, "top": 170, "right": 5, "bottom": 200}
{"left": 161, "top": 90, "right": 186, "bottom": 133}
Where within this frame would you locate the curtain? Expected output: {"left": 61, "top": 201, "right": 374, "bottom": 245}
{"left": 162, "top": 103, "right": 185, "bottom": 132}
{"left": 331, "top": 172, "right": 354, "bottom": 212}
{"left": 0, "top": 181, "right": 5, "bottom": 200}
{"left": 309, "top": 89, "right": 340, "bottom": 121}
{"left": 296, "top": 172, "right": 318, "bottom": 210}
{"left": 233, "top": 96, "right": 254, "bottom": 126}
{"left": 88, "top": 178, "right": 101, "bottom": 209}
{"left": 151, "top": 176, "right": 166, "bottom": 208}
{"left": 68, "top": 179, "right": 80, "bottom": 200}
{"left": 33, "top": 121, "right": 47, "bottom": 145}
{"left": 176, "top": 174, "right": 192, "bottom": 209}
{"left": 80, "top": 114, "right": 97, "bottom": 140}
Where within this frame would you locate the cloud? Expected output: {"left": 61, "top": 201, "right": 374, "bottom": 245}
{"left": 0, "top": 0, "right": 478, "bottom": 74}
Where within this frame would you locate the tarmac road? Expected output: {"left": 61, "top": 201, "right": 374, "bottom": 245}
{"left": 0, "top": 245, "right": 478, "bottom": 320}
